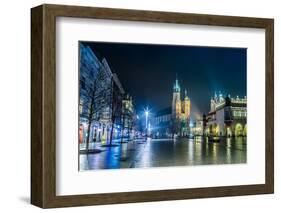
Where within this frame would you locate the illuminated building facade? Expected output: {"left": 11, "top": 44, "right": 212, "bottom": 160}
{"left": 154, "top": 77, "right": 191, "bottom": 138}
{"left": 154, "top": 107, "right": 173, "bottom": 138}
{"left": 204, "top": 92, "right": 247, "bottom": 137}
{"left": 121, "top": 94, "right": 135, "bottom": 141}
{"left": 79, "top": 43, "right": 125, "bottom": 145}
{"left": 190, "top": 120, "right": 204, "bottom": 136}
{"left": 171, "top": 77, "right": 191, "bottom": 136}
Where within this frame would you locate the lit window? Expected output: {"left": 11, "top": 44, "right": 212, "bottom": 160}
{"left": 79, "top": 99, "right": 83, "bottom": 114}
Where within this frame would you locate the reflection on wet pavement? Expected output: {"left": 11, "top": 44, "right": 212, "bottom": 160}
{"left": 79, "top": 137, "right": 246, "bottom": 171}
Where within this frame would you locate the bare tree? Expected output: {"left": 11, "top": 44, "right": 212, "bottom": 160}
{"left": 120, "top": 106, "right": 133, "bottom": 143}
{"left": 108, "top": 79, "right": 123, "bottom": 145}
{"left": 80, "top": 70, "right": 112, "bottom": 152}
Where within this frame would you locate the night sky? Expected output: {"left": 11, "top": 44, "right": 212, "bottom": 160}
{"left": 83, "top": 41, "right": 246, "bottom": 120}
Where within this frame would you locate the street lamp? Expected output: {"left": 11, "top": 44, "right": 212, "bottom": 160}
{"left": 144, "top": 107, "right": 150, "bottom": 139}
{"left": 145, "top": 109, "right": 149, "bottom": 129}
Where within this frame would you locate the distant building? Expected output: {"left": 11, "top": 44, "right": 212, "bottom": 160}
{"left": 153, "top": 76, "right": 191, "bottom": 138}
{"left": 190, "top": 120, "right": 203, "bottom": 136}
{"left": 154, "top": 107, "right": 173, "bottom": 138}
{"left": 79, "top": 43, "right": 125, "bottom": 144}
{"left": 203, "top": 92, "right": 247, "bottom": 137}
{"left": 121, "top": 94, "right": 135, "bottom": 141}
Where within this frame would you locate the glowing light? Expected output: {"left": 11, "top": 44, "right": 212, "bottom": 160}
{"left": 144, "top": 107, "right": 150, "bottom": 131}
{"left": 145, "top": 110, "right": 149, "bottom": 116}
{"left": 144, "top": 108, "right": 150, "bottom": 119}
{"left": 189, "top": 121, "right": 194, "bottom": 128}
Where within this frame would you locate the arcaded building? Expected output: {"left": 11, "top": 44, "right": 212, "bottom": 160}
{"left": 204, "top": 93, "right": 247, "bottom": 137}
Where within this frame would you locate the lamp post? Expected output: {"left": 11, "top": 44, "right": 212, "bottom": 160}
{"left": 144, "top": 108, "right": 149, "bottom": 139}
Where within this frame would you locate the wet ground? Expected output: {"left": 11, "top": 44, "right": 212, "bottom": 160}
{"left": 79, "top": 137, "right": 247, "bottom": 171}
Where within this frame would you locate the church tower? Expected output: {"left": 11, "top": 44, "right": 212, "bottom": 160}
{"left": 172, "top": 76, "right": 181, "bottom": 119}
{"left": 183, "top": 89, "right": 190, "bottom": 118}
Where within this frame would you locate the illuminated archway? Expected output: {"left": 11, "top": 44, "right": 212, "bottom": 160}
{"left": 235, "top": 123, "right": 243, "bottom": 137}
{"left": 226, "top": 126, "right": 232, "bottom": 137}
{"left": 213, "top": 124, "right": 219, "bottom": 136}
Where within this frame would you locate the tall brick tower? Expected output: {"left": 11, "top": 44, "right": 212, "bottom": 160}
{"left": 172, "top": 76, "right": 181, "bottom": 119}
{"left": 183, "top": 89, "right": 190, "bottom": 119}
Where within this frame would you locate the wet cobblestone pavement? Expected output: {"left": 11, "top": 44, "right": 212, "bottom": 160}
{"left": 79, "top": 137, "right": 246, "bottom": 171}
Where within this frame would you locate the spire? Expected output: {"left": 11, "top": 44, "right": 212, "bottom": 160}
{"left": 173, "top": 74, "right": 180, "bottom": 92}
{"left": 214, "top": 92, "right": 217, "bottom": 98}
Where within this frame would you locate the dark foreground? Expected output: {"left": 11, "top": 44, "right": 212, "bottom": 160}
{"left": 79, "top": 136, "right": 246, "bottom": 171}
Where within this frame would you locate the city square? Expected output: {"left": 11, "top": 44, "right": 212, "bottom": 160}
{"left": 78, "top": 42, "right": 247, "bottom": 171}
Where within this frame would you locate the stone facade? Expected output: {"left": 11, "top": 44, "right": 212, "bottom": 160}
{"left": 204, "top": 93, "right": 247, "bottom": 137}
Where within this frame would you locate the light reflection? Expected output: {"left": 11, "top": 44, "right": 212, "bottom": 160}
{"left": 79, "top": 136, "right": 247, "bottom": 170}
{"left": 211, "top": 144, "right": 218, "bottom": 164}
{"left": 188, "top": 139, "right": 194, "bottom": 162}
{"left": 226, "top": 138, "right": 232, "bottom": 164}
{"left": 195, "top": 141, "right": 202, "bottom": 163}
{"left": 120, "top": 143, "right": 128, "bottom": 160}
{"left": 139, "top": 138, "right": 152, "bottom": 168}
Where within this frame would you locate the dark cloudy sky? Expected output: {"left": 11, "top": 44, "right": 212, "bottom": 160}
{"left": 82, "top": 41, "right": 246, "bottom": 120}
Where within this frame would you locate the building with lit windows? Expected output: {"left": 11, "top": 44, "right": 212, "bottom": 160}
{"left": 120, "top": 94, "right": 135, "bottom": 141}
{"left": 153, "top": 76, "right": 191, "bottom": 138}
{"left": 79, "top": 43, "right": 125, "bottom": 145}
{"left": 190, "top": 119, "right": 204, "bottom": 136}
{"left": 154, "top": 107, "right": 173, "bottom": 138}
{"left": 203, "top": 92, "right": 247, "bottom": 137}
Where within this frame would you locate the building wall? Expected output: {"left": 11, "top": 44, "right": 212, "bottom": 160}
{"left": 79, "top": 43, "right": 125, "bottom": 145}
{"left": 154, "top": 113, "right": 173, "bottom": 138}
{"left": 121, "top": 95, "right": 135, "bottom": 140}
{"left": 216, "top": 108, "right": 225, "bottom": 136}
{"left": 205, "top": 95, "right": 247, "bottom": 137}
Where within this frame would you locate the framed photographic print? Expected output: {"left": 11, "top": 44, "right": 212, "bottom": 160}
{"left": 31, "top": 4, "right": 274, "bottom": 208}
